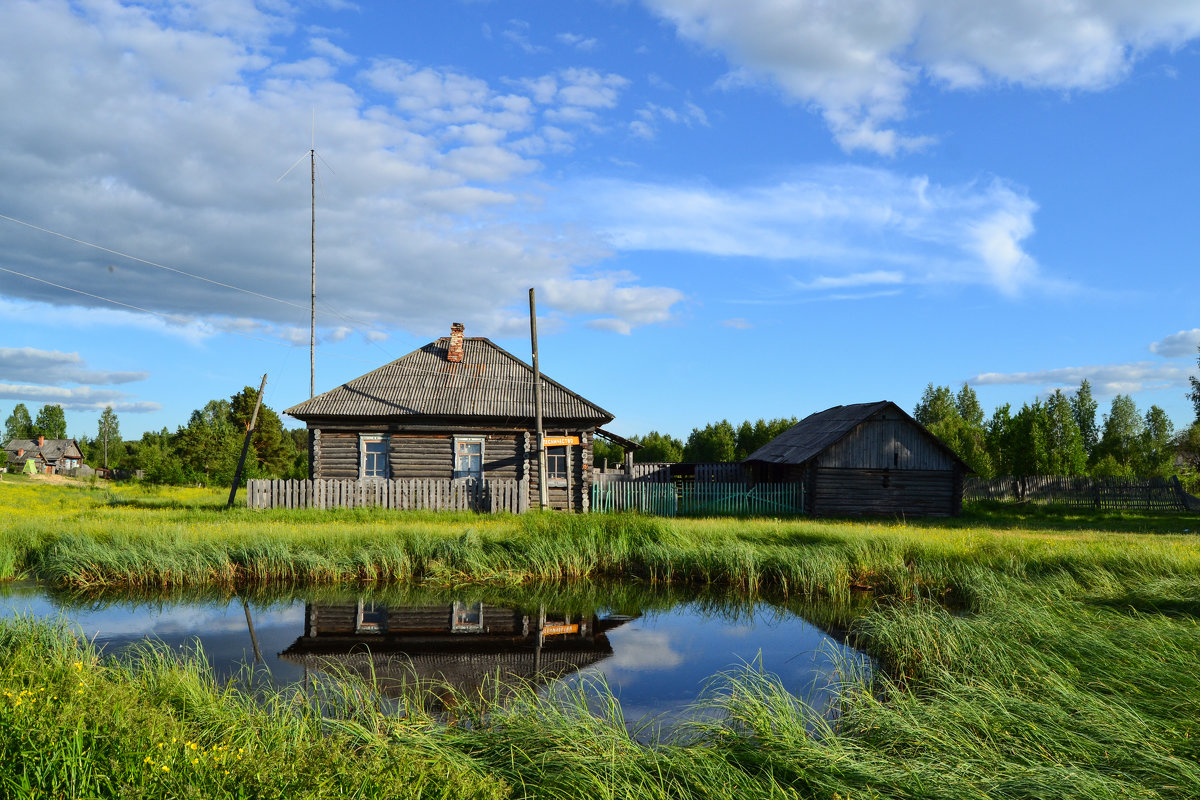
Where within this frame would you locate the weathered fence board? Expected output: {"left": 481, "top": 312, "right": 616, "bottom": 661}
{"left": 965, "top": 475, "right": 1194, "bottom": 512}
{"left": 246, "top": 478, "right": 528, "bottom": 513}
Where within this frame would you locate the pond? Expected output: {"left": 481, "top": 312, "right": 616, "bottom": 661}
{"left": 0, "top": 582, "right": 872, "bottom": 734}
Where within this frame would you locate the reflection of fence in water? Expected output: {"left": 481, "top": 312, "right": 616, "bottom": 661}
{"left": 965, "top": 475, "right": 1198, "bottom": 511}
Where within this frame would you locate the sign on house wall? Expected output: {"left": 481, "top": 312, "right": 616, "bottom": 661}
{"left": 544, "top": 436, "right": 580, "bottom": 446}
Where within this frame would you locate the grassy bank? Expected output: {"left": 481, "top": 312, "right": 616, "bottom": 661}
{"left": 3, "top": 480, "right": 1197, "bottom": 601}
{"left": 2, "top": 480, "right": 1199, "bottom": 798}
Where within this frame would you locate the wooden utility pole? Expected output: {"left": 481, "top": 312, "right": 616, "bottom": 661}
{"left": 529, "top": 288, "right": 548, "bottom": 510}
{"left": 228, "top": 374, "right": 268, "bottom": 508}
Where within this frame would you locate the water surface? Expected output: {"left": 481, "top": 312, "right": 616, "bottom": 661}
{"left": 0, "top": 582, "right": 871, "bottom": 730}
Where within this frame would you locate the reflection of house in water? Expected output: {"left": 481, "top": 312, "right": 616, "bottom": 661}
{"left": 279, "top": 601, "right": 635, "bottom": 708}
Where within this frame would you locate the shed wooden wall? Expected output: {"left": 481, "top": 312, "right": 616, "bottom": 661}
{"left": 748, "top": 411, "right": 965, "bottom": 517}
{"left": 811, "top": 468, "right": 959, "bottom": 517}
{"left": 816, "top": 415, "right": 959, "bottom": 471}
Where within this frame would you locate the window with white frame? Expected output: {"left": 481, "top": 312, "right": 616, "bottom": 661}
{"left": 451, "top": 600, "right": 484, "bottom": 632}
{"left": 546, "top": 446, "right": 568, "bottom": 481}
{"left": 360, "top": 435, "right": 389, "bottom": 479}
{"left": 454, "top": 436, "right": 484, "bottom": 480}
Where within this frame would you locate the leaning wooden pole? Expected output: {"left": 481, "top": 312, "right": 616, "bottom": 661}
{"left": 529, "top": 288, "right": 548, "bottom": 510}
{"left": 228, "top": 374, "right": 268, "bottom": 508}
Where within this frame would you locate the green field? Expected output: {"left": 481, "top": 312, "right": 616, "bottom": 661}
{"left": 2, "top": 477, "right": 1198, "bottom": 799}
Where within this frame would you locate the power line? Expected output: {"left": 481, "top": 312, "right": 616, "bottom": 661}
{"left": 0, "top": 211, "right": 310, "bottom": 313}
{"left": 0, "top": 210, "right": 390, "bottom": 340}
{"left": 0, "top": 264, "right": 379, "bottom": 364}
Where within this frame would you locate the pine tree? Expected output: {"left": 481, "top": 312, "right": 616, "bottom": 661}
{"left": 1044, "top": 390, "right": 1087, "bottom": 475}
{"left": 1070, "top": 379, "right": 1099, "bottom": 462}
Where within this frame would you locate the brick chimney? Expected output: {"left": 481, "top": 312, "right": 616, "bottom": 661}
{"left": 38, "top": 435, "right": 44, "bottom": 447}
{"left": 447, "top": 322, "right": 465, "bottom": 363}
{"left": 16, "top": 448, "right": 23, "bottom": 458}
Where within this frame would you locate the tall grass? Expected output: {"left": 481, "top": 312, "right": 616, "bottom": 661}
{"left": 7, "top": 482, "right": 1198, "bottom": 597}
{"left": 3, "top": 481, "right": 1200, "bottom": 798}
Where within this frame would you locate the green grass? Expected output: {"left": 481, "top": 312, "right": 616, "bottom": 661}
{"left": 2, "top": 480, "right": 1200, "bottom": 798}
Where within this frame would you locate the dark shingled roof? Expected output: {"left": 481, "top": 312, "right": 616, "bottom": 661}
{"left": 743, "top": 401, "right": 964, "bottom": 467}
{"left": 284, "top": 337, "right": 613, "bottom": 424}
{"left": 3, "top": 438, "right": 81, "bottom": 465}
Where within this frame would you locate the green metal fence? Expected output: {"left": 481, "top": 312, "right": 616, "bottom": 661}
{"left": 680, "top": 482, "right": 804, "bottom": 516}
{"left": 590, "top": 481, "right": 804, "bottom": 517}
{"left": 590, "top": 481, "right": 679, "bottom": 515}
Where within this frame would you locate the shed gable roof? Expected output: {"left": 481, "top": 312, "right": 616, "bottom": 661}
{"left": 284, "top": 337, "right": 613, "bottom": 424}
{"left": 743, "top": 401, "right": 967, "bottom": 469}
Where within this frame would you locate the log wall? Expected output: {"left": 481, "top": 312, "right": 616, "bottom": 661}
{"left": 812, "top": 468, "right": 958, "bottom": 517}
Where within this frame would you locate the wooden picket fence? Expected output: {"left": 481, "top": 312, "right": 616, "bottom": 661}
{"left": 590, "top": 481, "right": 805, "bottom": 517}
{"left": 246, "top": 478, "right": 530, "bottom": 513}
{"left": 965, "top": 475, "right": 1198, "bottom": 512}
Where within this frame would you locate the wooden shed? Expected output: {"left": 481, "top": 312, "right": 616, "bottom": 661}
{"left": 743, "top": 401, "right": 969, "bottom": 517}
{"left": 283, "top": 324, "right": 614, "bottom": 512}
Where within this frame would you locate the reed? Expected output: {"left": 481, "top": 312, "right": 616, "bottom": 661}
{"left": 2, "top": 481, "right": 1199, "bottom": 798}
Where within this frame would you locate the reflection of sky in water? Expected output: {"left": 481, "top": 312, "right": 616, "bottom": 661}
{"left": 0, "top": 583, "right": 309, "bottom": 685}
{"left": 0, "top": 584, "right": 868, "bottom": 728}
{"left": 567, "top": 605, "right": 867, "bottom": 726}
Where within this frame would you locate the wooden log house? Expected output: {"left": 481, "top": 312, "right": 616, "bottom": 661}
{"left": 278, "top": 600, "right": 632, "bottom": 707}
{"left": 743, "top": 401, "right": 970, "bottom": 517}
{"left": 283, "top": 323, "right": 615, "bottom": 512}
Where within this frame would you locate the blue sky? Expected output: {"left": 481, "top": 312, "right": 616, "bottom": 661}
{"left": 1, "top": 0, "right": 1198, "bottom": 442}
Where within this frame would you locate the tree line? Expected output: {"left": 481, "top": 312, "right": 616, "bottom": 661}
{"left": 2, "top": 387, "right": 306, "bottom": 486}
{"left": 912, "top": 381, "right": 1181, "bottom": 480}
{"left": 593, "top": 417, "right": 800, "bottom": 468}
{"left": 593, "top": 343, "right": 1200, "bottom": 491}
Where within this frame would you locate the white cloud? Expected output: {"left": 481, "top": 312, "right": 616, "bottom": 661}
{"left": 971, "top": 362, "right": 1194, "bottom": 396}
{"left": 1150, "top": 329, "right": 1200, "bottom": 358}
{"left": 793, "top": 271, "right": 904, "bottom": 291}
{"left": 541, "top": 274, "right": 684, "bottom": 335}
{"left": 0, "top": 383, "right": 161, "bottom": 413}
{"left": 0, "top": 348, "right": 148, "bottom": 385}
{"left": 0, "top": 346, "right": 158, "bottom": 413}
{"left": 309, "top": 36, "right": 355, "bottom": 65}
{"left": 632, "top": 101, "right": 709, "bottom": 139}
{"left": 0, "top": 1, "right": 680, "bottom": 340}
{"left": 502, "top": 19, "right": 549, "bottom": 55}
{"left": 721, "top": 318, "right": 752, "bottom": 329}
{"left": 557, "top": 69, "right": 629, "bottom": 109}
{"left": 557, "top": 32, "right": 598, "bottom": 52}
{"left": 566, "top": 166, "right": 1049, "bottom": 296}
{"left": 643, "top": 0, "right": 1200, "bottom": 154}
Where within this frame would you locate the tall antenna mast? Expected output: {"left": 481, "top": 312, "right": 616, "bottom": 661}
{"left": 309, "top": 111, "right": 316, "bottom": 399}
{"left": 279, "top": 110, "right": 326, "bottom": 399}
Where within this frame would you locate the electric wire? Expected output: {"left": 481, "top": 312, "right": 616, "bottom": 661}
{"left": 0, "top": 210, "right": 390, "bottom": 343}
{"left": 0, "top": 264, "right": 378, "bottom": 364}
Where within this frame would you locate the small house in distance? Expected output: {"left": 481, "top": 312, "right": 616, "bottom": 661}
{"left": 743, "top": 401, "right": 969, "bottom": 517}
{"left": 3, "top": 436, "right": 83, "bottom": 475}
{"left": 283, "top": 324, "right": 615, "bottom": 512}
